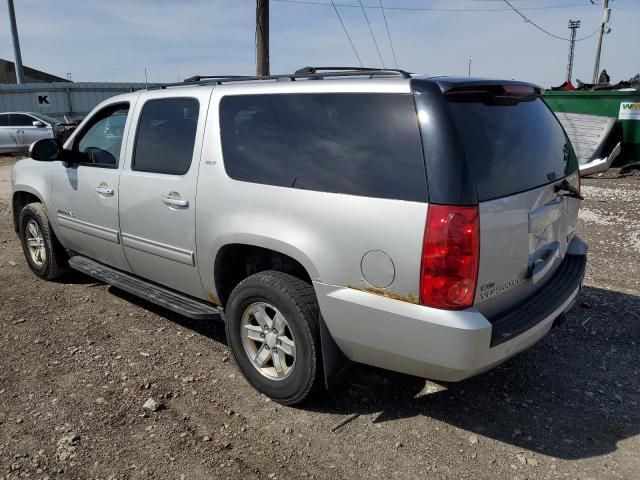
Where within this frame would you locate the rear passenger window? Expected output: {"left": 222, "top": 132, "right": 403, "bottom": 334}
{"left": 219, "top": 93, "right": 427, "bottom": 202}
{"left": 133, "top": 98, "right": 199, "bottom": 175}
{"left": 0, "top": 114, "right": 8, "bottom": 127}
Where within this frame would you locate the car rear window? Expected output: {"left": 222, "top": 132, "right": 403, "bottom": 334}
{"left": 219, "top": 93, "right": 427, "bottom": 202}
{"left": 447, "top": 96, "right": 577, "bottom": 201}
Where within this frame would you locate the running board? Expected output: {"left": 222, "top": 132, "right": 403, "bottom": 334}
{"left": 68, "top": 255, "right": 220, "bottom": 320}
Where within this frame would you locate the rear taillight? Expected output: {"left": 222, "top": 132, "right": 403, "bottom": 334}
{"left": 420, "top": 204, "right": 480, "bottom": 310}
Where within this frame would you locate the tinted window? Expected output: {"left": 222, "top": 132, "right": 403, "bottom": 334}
{"left": 9, "top": 114, "right": 35, "bottom": 127}
{"left": 447, "top": 97, "right": 577, "bottom": 201}
{"left": 219, "top": 93, "right": 426, "bottom": 202}
{"left": 0, "top": 114, "right": 8, "bottom": 127}
{"left": 75, "top": 104, "right": 129, "bottom": 168}
{"left": 133, "top": 98, "right": 199, "bottom": 175}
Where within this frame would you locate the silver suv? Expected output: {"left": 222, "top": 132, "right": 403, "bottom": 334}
{"left": 11, "top": 67, "right": 587, "bottom": 404}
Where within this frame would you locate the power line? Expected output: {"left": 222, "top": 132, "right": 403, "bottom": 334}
{"left": 329, "top": 0, "right": 363, "bottom": 67}
{"left": 277, "top": 0, "right": 602, "bottom": 44}
{"left": 576, "top": 26, "right": 601, "bottom": 41}
{"left": 379, "top": 0, "right": 398, "bottom": 69}
{"left": 274, "top": 0, "right": 595, "bottom": 13}
{"left": 501, "top": 0, "right": 599, "bottom": 42}
{"left": 502, "top": 0, "right": 572, "bottom": 40}
{"left": 358, "top": 0, "right": 385, "bottom": 68}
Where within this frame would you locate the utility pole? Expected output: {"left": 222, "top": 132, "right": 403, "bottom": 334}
{"left": 6, "top": 0, "right": 25, "bottom": 84}
{"left": 592, "top": 0, "right": 610, "bottom": 84}
{"left": 566, "top": 20, "right": 580, "bottom": 83}
{"left": 256, "top": 0, "right": 269, "bottom": 76}
{"left": 468, "top": 57, "right": 472, "bottom": 77}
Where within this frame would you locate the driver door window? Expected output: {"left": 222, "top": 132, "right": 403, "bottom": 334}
{"left": 74, "top": 104, "right": 129, "bottom": 168}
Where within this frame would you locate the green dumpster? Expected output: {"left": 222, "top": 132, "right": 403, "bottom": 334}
{"left": 544, "top": 89, "right": 640, "bottom": 163}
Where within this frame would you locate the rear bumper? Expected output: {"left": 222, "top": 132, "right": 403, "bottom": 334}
{"left": 315, "top": 236, "right": 587, "bottom": 382}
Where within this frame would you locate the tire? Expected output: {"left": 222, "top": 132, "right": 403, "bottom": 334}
{"left": 18, "top": 202, "right": 68, "bottom": 280}
{"left": 225, "top": 270, "right": 322, "bottom": 405}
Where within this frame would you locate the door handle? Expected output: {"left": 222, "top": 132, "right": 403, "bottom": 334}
{"left": 95, "top": 184, "right": 114, "bottom": 196}
{"left": 161, "top": 192, "right": 189, "bottom": 208}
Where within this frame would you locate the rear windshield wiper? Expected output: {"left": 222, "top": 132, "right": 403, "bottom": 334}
{"left": 554, "top": 179, "right": 584, "bottom": 200}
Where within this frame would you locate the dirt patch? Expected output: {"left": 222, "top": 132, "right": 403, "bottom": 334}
{"left": 0, "top": 156, "right": 18, "bottom": 202}
{"left": 1, "top": 165, "right": 639, "bottom": 479}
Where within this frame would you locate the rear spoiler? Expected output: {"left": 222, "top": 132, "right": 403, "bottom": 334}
{"left": 415, "top": 77, "right": 543, "bottom": 95}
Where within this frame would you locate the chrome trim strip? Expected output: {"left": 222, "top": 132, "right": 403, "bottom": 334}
{"left": 121, "top": 233, "right": 195, "bottom": 266}
{"left": 56, "top": 214, "right": 120, "bottom": 244}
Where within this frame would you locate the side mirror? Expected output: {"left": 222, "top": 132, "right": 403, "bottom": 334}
{"left": 32, "top": 120, "right": 46, "bottom": 128}
{"left": 30, "top": 138, "right": 61, "bottom": 161}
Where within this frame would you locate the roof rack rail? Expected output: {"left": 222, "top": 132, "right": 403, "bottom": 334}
{"left": 183, "top": 75, "right": 251, "bottom": 83}
{"left": 149, "top": 66, "right": 411, "bottom": 90}
{"left": 294, "top": 66, "right": 411, "bottom": 78}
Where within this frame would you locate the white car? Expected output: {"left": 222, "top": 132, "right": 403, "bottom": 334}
{"left": 0, "top": 112, "right": 60, "bottom": 154}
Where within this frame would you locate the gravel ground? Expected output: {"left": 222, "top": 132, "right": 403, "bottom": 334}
{"left": 1, "top": 156, "right": 639, "bottom": 480}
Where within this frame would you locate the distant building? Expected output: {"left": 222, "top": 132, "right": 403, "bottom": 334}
{"left": 0, "top": 58, "right": 69, "bottom": 84}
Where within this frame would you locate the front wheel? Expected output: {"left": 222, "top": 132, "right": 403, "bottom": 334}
{"left": 18, "top": 202, "right": 68, "bottom": 280}
{"left": 225, "top": 271, "right": 322, "bottom": 405}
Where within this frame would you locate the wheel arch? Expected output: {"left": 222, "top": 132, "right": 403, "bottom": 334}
{"left": 12, "top": 188, "right": 45, "bottom": 233}
{"left": 212, "top": 240, "right": 350, "bottom": 391}
{"left": 213, "top": 242, "right": 317, "bottom": 307}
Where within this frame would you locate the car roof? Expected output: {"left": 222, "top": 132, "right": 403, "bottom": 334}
{"left": 0, "top": 112, "right": 40, "bottom": 116}
{"left": 144, "top": 74, "right": 541, "bottom": 95}
{"left": 100, "top": 73, "right": 543, "bottom": 104}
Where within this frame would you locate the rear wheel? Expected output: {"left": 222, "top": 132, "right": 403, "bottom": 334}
{"left": 18, "top": 203, "right": 68, "bottom": 280}
{"left": 225, "top": 271, "right": 322, "bottom": 405}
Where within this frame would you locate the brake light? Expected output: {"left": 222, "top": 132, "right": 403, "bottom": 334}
{"left": 502, "top": 85, "right": 536, "bottom": 95}
{"left": 420, "top": 204, "right": 480, "bottom": 309}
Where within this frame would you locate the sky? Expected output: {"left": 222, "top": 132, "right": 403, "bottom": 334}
{"left": 1, "top": 0, "right": 638, "bottom": 87}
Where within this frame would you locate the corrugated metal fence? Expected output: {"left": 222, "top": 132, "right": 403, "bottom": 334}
{"left": 0, "top": 82, "right": 148, "bottom": 121}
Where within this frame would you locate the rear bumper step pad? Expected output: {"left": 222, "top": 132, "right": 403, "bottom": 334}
{"left": 489, "top": 253, "right": 586, "bottom": 347}
{"left": 68, "top": 255, "right": 219, "bottom": 320}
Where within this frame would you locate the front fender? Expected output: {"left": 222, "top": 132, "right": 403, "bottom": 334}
{"left": 11, "top": 159, "right": 55, "bottom": 232}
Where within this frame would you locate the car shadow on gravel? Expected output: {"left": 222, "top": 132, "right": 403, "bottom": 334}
{"left": 102, "top": 282, "right": 638, "bottom": 461}
{"left": 61, "top": 270, "right": 107, "bottom": 285}
{"left": 107, "top": 286, "right": 227, "bottom": 343}
{"left": 306, "top": 286, "right": 640, "bottom": 461}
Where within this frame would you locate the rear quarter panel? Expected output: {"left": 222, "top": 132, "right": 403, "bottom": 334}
{"left": 196, "top": 82, "right": 427, "bottom": 306}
